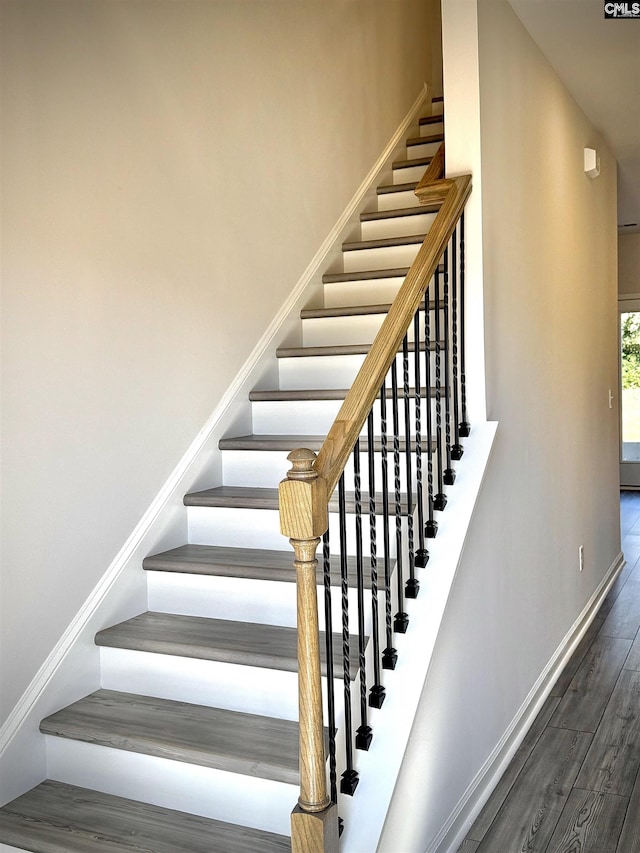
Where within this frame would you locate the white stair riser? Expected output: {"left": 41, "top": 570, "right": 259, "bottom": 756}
{"left": 432, "top": 101, "right": 444, "bottom": 116}
{"left": 377, "top": 189, "right": 422, "bottom": 212}
{"left": 406, "top": 139, "right": 442, "bottom": 159}
{"left": 360, "top": 210, "right": 436, "bottom": 241}
{"left": 251, "top": 397, "right": 435, "bottom": 435}
{"left": 392, "top": 164, "right": 428, "bottom": 185}
{"left": 300, "top": 313, "right": 445, "bottom": 348}
{"left": 187, "top": 505, "right": 406, "bottom": 557}
{"left": 100, "top": 648, "right": 301, "bottom": 720}
{"left": 278, "top": 349, "right": 439, "bottom": 390}
{"left": 221, "top": 447, "right": 434, "bottom": 491}
{"left": 420, "top": 119, "right": 444, "bottom": 137}
{"left": 322, "top": 276, "right": 406, "bottom": 309}
{"left": 343, "top": 243, "right": 421, "bottom": 273}
{"left": 45, "top": 738, "right": 296, "bottom": 837}
{"left": 99, "top": 648, "right": 359, "bottom": 728}
{"left": 146, "top": 570, "right": 375, "bottom": 634}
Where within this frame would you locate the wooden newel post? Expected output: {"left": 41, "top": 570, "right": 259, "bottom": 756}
{"left": 279, "top": 448, "right": 339, "bottom": 853}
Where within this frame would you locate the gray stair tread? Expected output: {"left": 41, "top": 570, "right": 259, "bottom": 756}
{"left": 392, "top": 155, "right": 432, "bottom": 170}
{"left": 377, "top": 180, "right": 419, "bottom": 195}
{"left": 299, "top": 300, "right": 434, "bottom": 320}
{"left": 250, "top": 386, "right": 434, "bottom": 401}
{"left": 342, "top": 233, "right": 426, "bottom": 252}
{"left": 406, "top": 133, "right": 444, "bottom": 146}
{"left": 360, "top": 204, "right": 440, "bottom": 222}
{"left": 218, "top": 433, "right": 434, "bottom": 453}
{"left": 322, "top": 266, "right": 410, "bottom": 283}
{"left": 419, "top": 114, "right": 442, "bottom": 125}
{"left": 275, "top": 341, "right": 438, "bottom": 358}
{"left": 142, "top": 543, "right": 376, "bottom": 587}
{"left": 40, "top": 689, "right": 301, "bottom": 784}
{"left": 183, "top": 485, "right": 415, "bottom": 516}
{"left": 0, "top": 780, "right": 290, "bottom": 853}
{"left": 95, "top": 612, "right": 362, "bottom": 677}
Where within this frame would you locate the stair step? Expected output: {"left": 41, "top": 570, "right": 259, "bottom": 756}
{"left": 377, "top": 180, "right": 419, "bottom": 196}
{"left": 183, "top": 485, "right": 415, "bottom": 516}
{"left": 0, "top": 780, "right": 291, "bottom": 853}
{"left": 300, "top": 300, "right": 434, "bottom": 320}
{"left": 40, "top": 689, "right": 302, "bottom": 785}
{"left": 322, "top": 266, "right": 409, "bottom": 284}
{"left": 95, "top": 612, "right": 360, "bottom": 676}
{"left": 275, "top": 342, "right": 436, "bottom": 359}
{"left": 407, "top": 133, "right": 444, "bottom": 147}
{"left": 419, "top": 114, "right": 442, "bottom": 127}
{"left": 219, "top": 434, "right": 433, "bottom": 453}
{"left": 392, "top": 155, "right": 432, "bottom": 171}
{"left": 250, "top": 384, "right": 434, "bottom": 400}
{"left": 342, "top": 233, "right": 425, "bottom": 253}
{"left": 360, "top": 203, "right": 439, "bottom": 223}
{"left": 143, "top": 542, "right": 368, "bottom": 585}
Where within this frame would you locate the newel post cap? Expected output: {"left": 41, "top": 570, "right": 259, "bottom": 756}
{"left": 279, "top": 449, "right": 329, "bottom": 541}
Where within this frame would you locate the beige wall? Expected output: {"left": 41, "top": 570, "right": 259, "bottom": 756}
{"left": 619, "top": 232, "right": 640, "bottom": 296}
{"left": 381, "top": 1, "right": 620, "bottom": 849}
{"left": 0, "top": 0, "right": 437, "bottom": 724}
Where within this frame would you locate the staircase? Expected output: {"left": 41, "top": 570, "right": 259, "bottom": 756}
{"left": 0, "top": 104, "right": 448, "bottom": 852}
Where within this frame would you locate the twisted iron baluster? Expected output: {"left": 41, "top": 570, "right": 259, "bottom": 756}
{"left": 338, "top": 474, "right": 358, "bottom": 795}
{"left": 433, "top": 263, "right": 447, "bottom": 511}
{"left": 322, "top": 529, "right": 337, "bottom": 805}
{"left": 424, "top": 280, "right": 438, "bottom": 538}
{"left": 442, "top": 246, "right": 456, "bottom": 487}
{"left": 451, "top": 224, "right": 464, "bottom": 461}
{"left": 402, "top": 334, "right": 418, "bottom": 599}
{"left": 459, "top": 210, "right": 470, "bottom": 437}
{"left": 391, "top": 360, "right": 409, "bottom": 634}
{"left": 353, "top": 439, "right": 372, "bottom": 750}
{"left": 380, "top": 380, "right": 397, "bottom": 670}
{"left": 367, "top": 409, "right": 385, "bottom": 706}
{"left": 413, "top": 308, "right": 428, "bottom": 567}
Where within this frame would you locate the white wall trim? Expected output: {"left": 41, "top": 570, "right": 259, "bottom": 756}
{"left": 431, "top": 549, "right": 626, "bottom": 853}
{"left": 0, "top": 85, "right": 430, "bottom": 798}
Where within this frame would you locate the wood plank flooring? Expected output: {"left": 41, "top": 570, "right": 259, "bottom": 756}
{"left": 459, "top": 491, "right": 640, "bottom": 853}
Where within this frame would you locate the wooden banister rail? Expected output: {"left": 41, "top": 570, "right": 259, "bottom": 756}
{"left": 280, "top": 168, "right": 472, "bottom": 853}
{"left": 416, "top": 140, "right": 445, "bottom": 189}
{"left": 315, "top": 173, "right": 471, "bottom": 499}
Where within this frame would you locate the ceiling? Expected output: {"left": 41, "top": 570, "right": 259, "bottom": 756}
{"left": 507, "top": 0, "right": 640, "bottom": 234}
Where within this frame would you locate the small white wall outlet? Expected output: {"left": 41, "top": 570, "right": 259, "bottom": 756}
{"left": 579, "top": 545, "right": 584, "bottom": 572}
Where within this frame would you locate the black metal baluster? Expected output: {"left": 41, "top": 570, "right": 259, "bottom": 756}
{"left": 451, "top": 224, "right": 464, "bottom": 461}
{"left": 380, "top": 381, "right": 397, "bottom": 670}
{"left": 442, "top": 246, "right": 456, "bottom": 487}
{"left": 424, "top": 281, "right": 438, "bottom": 539}
{"left": 338, "top": 474, "right": 358, "bottom": 795}
{"left": 433, "top": 262, "right": 447, "bottom": 511}
{"left": 459, "top": 210, "right": 470, "bottom": 437}
{"left": 367, "top": 409, "right": 385, "bottom": 707}
{"left": 402, "top": 335, "right": 418, "bottom": 599}
{"left": 353, "top": 440, "right": 372, "bottom": 751}
{"left": 413, "top": 308, "right": 428, "bottom": 567}
{"left": 322, "top": 529, "right": 338, "bottom": 806}
{"left": 391, "top": 360, "right": 409, "bottom": 634}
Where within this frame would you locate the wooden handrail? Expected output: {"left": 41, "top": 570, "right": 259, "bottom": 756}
{"left": 416, "top": 140, "right": 445, "bottom": 191}
{"left": 314, "top": 173, "right": 471, "bottom": 498}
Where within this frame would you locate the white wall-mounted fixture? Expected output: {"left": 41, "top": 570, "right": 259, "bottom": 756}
{"left": 584, "top": 147, "right": 600, "bottom": 179}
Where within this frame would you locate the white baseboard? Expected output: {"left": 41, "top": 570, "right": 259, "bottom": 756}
{"left": 0, "top": 84, "right": 431, "bottom": 807}
{"left": 431, "top": 549, "right": 626, "bottom": 853}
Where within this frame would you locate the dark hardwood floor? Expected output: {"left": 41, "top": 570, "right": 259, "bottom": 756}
{"left": 458, "top": 490, "right": 640, "bottom": 853}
